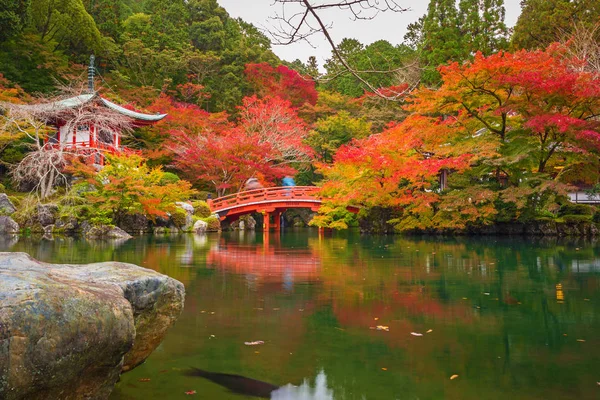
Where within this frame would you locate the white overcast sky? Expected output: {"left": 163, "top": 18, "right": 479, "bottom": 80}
{"left": 218, "top": 0, "right": 522, "bottom": 67}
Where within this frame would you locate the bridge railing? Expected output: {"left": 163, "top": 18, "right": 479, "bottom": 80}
{"left": 208, "top": 186, "right": 320, "bottom": 212}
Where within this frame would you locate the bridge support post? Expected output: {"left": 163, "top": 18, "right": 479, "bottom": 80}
{"left": 262, "top": 211, "right": 270, "bottom": 232}
{"left": 272, "top": 210, "right": 282, "bottom": 231}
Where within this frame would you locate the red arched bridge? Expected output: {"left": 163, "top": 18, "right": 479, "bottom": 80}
{"left": 207, "top": 186, "right": 357, "bottom": 231}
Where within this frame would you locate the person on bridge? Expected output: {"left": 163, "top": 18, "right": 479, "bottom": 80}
{"left": 282, "top": 176, "right": 295, "bottom": 187}
{"left": 244, "top": 177, "right": 263, "bottom": 191}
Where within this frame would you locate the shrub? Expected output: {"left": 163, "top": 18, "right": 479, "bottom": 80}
{"left": 69, "top": 154, "right": 196, "bottom": 224}
{"left": 171, "top": 208, "right": 188, "bottom": 228}
{"left": 200, "top": 215, "right": 221, "bottom": 231}
{"left": 11, "top": 195, "right": 38, "bottom": 226}
{"left": 561, "top": 214, "right": 592, "bottom": 223}
{"left": 159, "top": 172, "right": 180, "bottom": 185}
{"left": 192, "top": 200, "right": 212, "bottom": 218}
{"left": 559, "top": 203, "right": 593, "bottom": 217}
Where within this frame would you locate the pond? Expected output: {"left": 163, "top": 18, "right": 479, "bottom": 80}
{"left": 1, "top": 230, "right": 599, "bottom": 399}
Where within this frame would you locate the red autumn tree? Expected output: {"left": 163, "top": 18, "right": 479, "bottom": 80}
{"left": 245, "top": 63, "right": 318, "bottom": 107}
{"left": 313, "top": 115, "right": 477, "bottom": 230}
{"left": 170, "top": 96, "right": 312, "bottom": 196}
{"left": 141, "top": 93, "right": 231, "bottom": 163}
{"left": 314, "top": 44, "right": 600, "bottom": 231}
{"left": 412, "top": 46, "right": 600, "bottom": 179}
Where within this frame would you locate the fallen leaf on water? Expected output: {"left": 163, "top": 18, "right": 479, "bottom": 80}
{"left": 450, "top": 375, "right": 459, "bottom": 380}
{"left": 462, "top": 297, "right": 468, "bottom": 300}
{"left": 273, "top": 308, "right": 280, "bottom": 311}
{"left": 410, "top": 332, "right": 423, "bottom": 337}
{"left": 381, "top": 368, "right": 387, "bottom": 371}
{"left": 245, "top": 340, "right": 265, "bottom": 346}
{"left": 577, "top": 339, "right": 586, "bottom": 342}
{"left": 376, "top": 325, "right": 389, "bottom": 331}
{"left": 185, "top": 390, "right": 196, "bottom": 395}
{"left": 139, "top": 378, "right": 151, "bottom": 382}
{"left": 374, "top": 317, "right": 379, "bottom": 321}
{"left": 255, "top": 351, "right": 260, "bottom": 354}
{"left": 426, "top": 329, "right": 433, "bottom": 333}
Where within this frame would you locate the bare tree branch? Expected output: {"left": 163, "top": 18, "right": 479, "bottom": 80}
{"left": 267, "top": 0, "right": 418, "bottom": 100}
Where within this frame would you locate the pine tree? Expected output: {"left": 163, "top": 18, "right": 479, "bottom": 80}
{"left": 512, "top": 0, "right": 600, "bottom": 50}
{"left": 421, "top": 0, "right": 462, "bottom": 85}
{"left": 479, "top": 0, "right": 508, "bottom": 55}
{"left": 458, "top": 0, "right": 480, "bottom": 58}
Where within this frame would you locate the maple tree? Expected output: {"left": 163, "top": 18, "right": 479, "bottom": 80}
{"left": 138, "top": 91, "right": 231, "bottom": 164}
{"left": 314, "top": 44, "right": 600, "bottom": 231}
{"left": 170, "top": 95, "right": 312, "bottom": 196}
{"left": 245, "top": 63, "right": 318, "bottom": 107}
{"left": 313, "top": 115, "right": 474, "bottom": 230}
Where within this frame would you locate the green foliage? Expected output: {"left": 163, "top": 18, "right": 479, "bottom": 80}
{"left": 170, "top": 208, "right": 187, "bottom": 228}
{"left": 512, "top": 0, "right": 600, "bottom": 50}
{"left": 558, "top": 203, "right": 593, "bottom": 217}
{"left": 309, "top": 201, "right": 357, "bottom": 230}
{"left": 409, "top": 0, "right": 509, "bottom": 85}
{"left": 306, "top": 111, "right": 371, "bottom": 163}
{"left": 192, "top": 200, "right": 211, "bottom": 218}
{"left": 159, "top": 172, "right": 181, "bottom": 185}
{"left": 199, "top": 215, "right": 220, "bottom": 231}
{"left": 72, "top": 154, "right": 196, "bottom": 224}
{"left": 0, "top": 0, "right": 30, "bottom": 42}
{"left": 324, "top": 39, "right": 414, "bottom": 97}
{"left": 11, "top": 195, "right": 38, "bottom": 226}
{"left": 561, "top": 214, "right": 592, "bottom": 223}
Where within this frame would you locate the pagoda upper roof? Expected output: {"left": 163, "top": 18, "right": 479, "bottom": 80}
{"left": 17, "top": 92, "right": 167, "bottom": 123}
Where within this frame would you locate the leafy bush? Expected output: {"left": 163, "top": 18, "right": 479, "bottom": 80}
{"left": 192, "top": 200, "right": 211, "bottom": 218}
{"left": 200, "top": 215, "right": 221, "bottom": 231}
{"left": 561, "top": 214, "right": 592, "bottom": 223}
{"left": 11, "top": 195, "right": 38, "bottom": 226}
{"left": 593, "top": 211, "right": 600, "bottom": 223}
{"left": 171, "top": 208, "right": 188, "bottom": 228}
{"left": 559, "top": 203, "right": 593, "bottom": 217}
{"left": 159, "top": 172, "right": 180, "bottom": 185}
{"left": 70, "top": 155, "right": 196, "bottom": 225}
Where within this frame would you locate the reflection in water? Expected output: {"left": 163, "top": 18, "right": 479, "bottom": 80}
{"left": 271, "top": 371, "right": 334, "bottom": 400}
{"left": 186, "top": 368, "right": 278, "bottom": 398}
{"left": 207, "top": 235, "right": 320, "bottom": 287}
{"left": 1, "top": 232, "right": 599, "bottom": 400}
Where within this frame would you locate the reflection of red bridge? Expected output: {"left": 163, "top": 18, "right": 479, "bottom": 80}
{"left": 207, "top": 245, "right": 320, "bottom": 283}
{"left": 208, "top": 186, "right": 357, "bottom": 230}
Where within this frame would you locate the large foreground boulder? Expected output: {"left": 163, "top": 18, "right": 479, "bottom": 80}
{"left": 0, "top": 252, "right": 185, "bottom": 400}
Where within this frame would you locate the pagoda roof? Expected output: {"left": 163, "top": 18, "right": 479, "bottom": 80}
{"left": 14, "top": 92, "right": 167, "bottom": 122}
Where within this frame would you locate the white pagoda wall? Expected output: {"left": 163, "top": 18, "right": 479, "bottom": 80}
{"left": 59, "top": 125, "right": 90, "bottom": 146}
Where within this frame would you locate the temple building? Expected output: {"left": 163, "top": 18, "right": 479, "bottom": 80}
{"left": 43, "top": 56, "right": 166, "bottom": 164}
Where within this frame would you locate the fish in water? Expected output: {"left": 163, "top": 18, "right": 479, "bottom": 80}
{"left": 185, "top": 367, "right": 279, "bottom": 398}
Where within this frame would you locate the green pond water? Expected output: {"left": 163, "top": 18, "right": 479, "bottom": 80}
{"left": 1, "top": 230, "right": 599, "bottom": 399}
